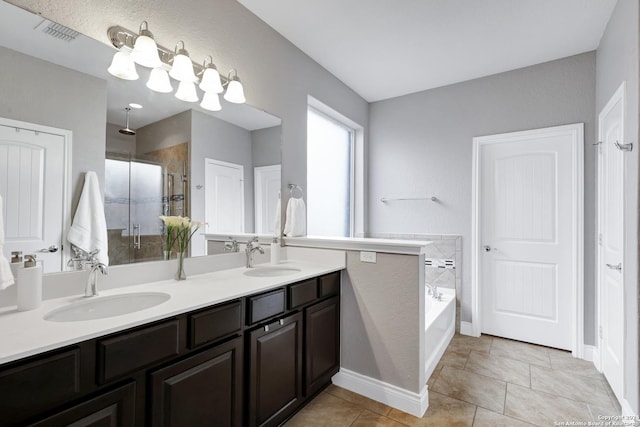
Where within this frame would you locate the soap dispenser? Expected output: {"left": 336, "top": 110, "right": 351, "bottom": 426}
{"left": 10, "top": 251, "right": 22, "bottom": 282}
{"left": 270, "top": 237, "right": 281, "bottom": 265}
{"left": 17, "top": 254, "right": 42, "bottom": 311}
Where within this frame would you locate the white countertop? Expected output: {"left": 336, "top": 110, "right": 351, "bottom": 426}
{"left": 0, "top": 258, "right": 343, "bottom": 366}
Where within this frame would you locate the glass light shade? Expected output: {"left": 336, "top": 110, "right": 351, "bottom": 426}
{"left": 132, "top": 34, "right": 162, "bottom": 68}
{"left": 224, "top": 79, "right": 246, "bottom": 104}
{"left": 107, "top": 51, "right": 139, "bottom": 81}
{"left": 169, "top": 53, "right": 197, "bottom": 82}
{"left": 200, "top": 91, "right": 222, "bottom": 111}
{"left": 146, "top": 67, "right": 173, "bottom": 93}
{"left": 175, "top": 80, "right": 199, "bottom": 103}
{"left": 199, "top": 68, "right": 224, "bottom": 93}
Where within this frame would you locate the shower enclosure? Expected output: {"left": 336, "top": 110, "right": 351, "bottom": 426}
{"left": 105, "top": 154, "right": 188, "bottom": 265}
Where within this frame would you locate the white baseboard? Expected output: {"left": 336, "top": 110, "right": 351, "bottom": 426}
{"left": 332, "top": 369, "right": 428, "bottom": 417}
{"left": 582, "top": 345, "right": 597, "bottom": 363}
{"left": 460, "top": 321, "right": 479, "bottom": 337}
{"left": 621, "top": 397, "right": 638, "bottom": 420}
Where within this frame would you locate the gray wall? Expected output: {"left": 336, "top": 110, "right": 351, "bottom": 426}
{"left": 0, "top": 45, "right": 107, "bottom": 212}
{"left": 368, "top": 52, "right": 597, "bottom": 342}
{"left": 190, "top": 110, "right": 255, "bottom": 253}
{"left": 251, "top": 125, "right": 282, "bottom": 167}
{"left": 8, "top": 0, "right": 370, "bottom": 213}
{"left": 136, "top": 110, "right": 191, "bottom": 155}
{"left": 595, "top": 0, "right": 639, "bottom": 413}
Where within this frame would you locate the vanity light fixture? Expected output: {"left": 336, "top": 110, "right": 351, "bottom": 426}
{"left": 169, "top": 41, "right": 197, "bottom": 83}
{"left": 107, "top": 24, "right": 247, "bottom": 110}
{"left": 131, "top": 21, "right": 161, "bottom": 68}
{"left": 146, "top": 67, "right": 173, "bottom": 93}
{"left": 223, "top": 70, "right": 246, "bottom": 104}
{"left": 199, "top": 56, "right": 224, "bottom": 94}
{"left": 200, "top": 91, "right": 222, "bottom": 111}
{"left": 175, "top": 80, "right": 199, "bottom": 103}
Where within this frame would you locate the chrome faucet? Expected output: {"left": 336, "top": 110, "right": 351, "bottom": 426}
{"left": 85, "top": 251, "right": 108, "bottom": 297}
{"left": 245, "top": 237, "right": 264, "bottom": 268}
{"left": 427, "top": 283, "right": 441, "bottom": 301}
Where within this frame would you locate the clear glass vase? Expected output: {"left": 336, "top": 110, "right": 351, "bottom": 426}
{"left": 175, "top": 251, "right": 186, "bottom": 280}
{"left": 163, "top": 250, "right": 172, "bottom": 261}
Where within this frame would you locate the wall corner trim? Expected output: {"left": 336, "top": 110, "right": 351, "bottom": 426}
{"left": 459, "top": 321, "right": 479, "bottom": 337}
{"left": 331, "top": 369, "right": 428, "bottom": 417}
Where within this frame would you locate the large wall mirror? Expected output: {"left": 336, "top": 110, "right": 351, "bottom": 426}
{"left": 0, "top": 1, "right": 282, "bottom": 271}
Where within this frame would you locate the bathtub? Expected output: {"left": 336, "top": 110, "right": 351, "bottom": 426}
{"left": 424, "top": 287, "right": 456, "bottom": 381}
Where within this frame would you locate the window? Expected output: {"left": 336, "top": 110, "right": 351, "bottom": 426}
{"left": 307, "top": 106, "right": 354, "bottom": 237}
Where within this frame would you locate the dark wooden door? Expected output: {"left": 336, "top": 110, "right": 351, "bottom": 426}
{"left": 149, "top": 337, "right": 243, "bottom": 427}
{"left": 248, "top": 312, "right": 303, "bottom": 427}
{"left": 304, "top": 296, "right": 340, "bottom": 396}
{"left": 29, "top": 382, "right": 136, "bottom": 427}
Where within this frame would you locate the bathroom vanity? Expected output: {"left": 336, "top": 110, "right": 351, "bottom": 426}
{"left": 0, "top": 263, "right": 341, "bottom": 426}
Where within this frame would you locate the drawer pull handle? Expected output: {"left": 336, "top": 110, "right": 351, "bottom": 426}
{"left": 279, "top": 319, "right": 284, "bottom": 325}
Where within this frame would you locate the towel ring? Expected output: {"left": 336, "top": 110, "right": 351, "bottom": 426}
{"left": 288, "top": 184, "right": 303, "bottom": 199}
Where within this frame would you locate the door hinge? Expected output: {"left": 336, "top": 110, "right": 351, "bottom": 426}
{"left": 599, "top": 325, "right": 603, "bottom": 340}
{"left": 598, "top": 233, "right": 602, "bottom": 246}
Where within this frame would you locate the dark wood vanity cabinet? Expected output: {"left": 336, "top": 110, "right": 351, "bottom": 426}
{"left": 248, "top": 312, "right": 304, "bottom": 427}
{"left": 0, "top": 270, "right": 341, "bottom": 427}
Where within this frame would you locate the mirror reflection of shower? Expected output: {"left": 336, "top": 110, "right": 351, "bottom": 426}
{"left": 165, "top": 161, "right": 188, "bottom": 217}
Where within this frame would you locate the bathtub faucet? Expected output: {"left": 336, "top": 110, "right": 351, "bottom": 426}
{"left": 427, "top": 284, "right": 441, "bottom": 301}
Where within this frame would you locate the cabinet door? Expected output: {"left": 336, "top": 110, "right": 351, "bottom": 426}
{"left": 149, "top": 337, "right": 243, "bottom": 427}
{"left": 29, "top": 382, "right": 136, "bottom": 427}
{"left": 305, "top": 296, "right": 340, "bottom": 396}
{"left": 248, "top": 312, "right": 303, "bottom": 427}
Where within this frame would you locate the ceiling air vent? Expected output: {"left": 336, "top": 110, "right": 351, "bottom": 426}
{"left": 35, "top": 19, "right": 79, "bottom": 42}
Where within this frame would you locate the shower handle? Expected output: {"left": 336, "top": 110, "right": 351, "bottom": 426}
{"left": 133, "top": 224, "right": 141, "bottom": 249}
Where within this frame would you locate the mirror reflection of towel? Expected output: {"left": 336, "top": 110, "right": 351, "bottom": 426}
{"left": 67, "top": 172, "right": 109, "bottom": 265}
{"left": 274, "top": 197, "right": 281, "bottom": 237}
{"left": 284, "top": 198, "right": 306, "bottom": 237}
{"left": 0, "top": 195, "right": 14, "bottom": 290}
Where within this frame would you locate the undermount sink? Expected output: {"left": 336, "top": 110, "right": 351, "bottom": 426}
{"left": 44, "top": 292, "right": 171, "bottom": 322}
{"left": 243, "top": 266, "right": 302, "bottom": 277}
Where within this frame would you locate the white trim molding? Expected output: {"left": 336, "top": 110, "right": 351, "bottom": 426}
{"left": 471, "top": 123, "right": 584, "bottom": 356}
{"left": 332, "top": 369, "right": 428, "bottom": 418}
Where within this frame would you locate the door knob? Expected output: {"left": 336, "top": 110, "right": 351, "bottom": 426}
{"left": 39, "top": 245, "right": 58, "bottom": 253}
{"left": 606, "top": 263, "right": 622, "bottom": 272}
{"left": 483, "top": 245, "right": 491, "bottom": 252}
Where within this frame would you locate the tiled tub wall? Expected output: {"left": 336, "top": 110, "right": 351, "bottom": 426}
{"left": 367, "top": 233, "right": 462, "bottom": 332}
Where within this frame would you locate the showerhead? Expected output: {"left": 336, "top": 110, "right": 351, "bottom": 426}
{"left": 119, "top": 107, "right": 136, "bottom": 135}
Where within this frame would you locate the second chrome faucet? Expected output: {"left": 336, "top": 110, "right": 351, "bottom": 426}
{"left": 245, "top": 237, "right": 264, "bottom": 268}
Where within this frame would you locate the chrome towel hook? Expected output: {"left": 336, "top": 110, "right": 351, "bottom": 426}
{"left": 288, "top": 184, "right": 303, "bottom": 199}
{"left": 614, "top": 140, "right": 633, "bottom": 152}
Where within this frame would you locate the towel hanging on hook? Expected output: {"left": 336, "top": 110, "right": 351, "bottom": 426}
{"left": 288, "top": 184, "right": 303, "bottom": 199}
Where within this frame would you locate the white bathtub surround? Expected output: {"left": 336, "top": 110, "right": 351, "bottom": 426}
{"left": 424, "top": 288, "right": 456, "bottom": 381}
{"left": 0, "top": 247, "right": 345, "bottom": 365}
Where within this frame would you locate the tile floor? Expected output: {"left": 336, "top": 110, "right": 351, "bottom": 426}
{"left": 284, "top": 334, "right": 622, "bottom": 426}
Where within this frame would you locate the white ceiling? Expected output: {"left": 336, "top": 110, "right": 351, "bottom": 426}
{"left": 238, "top": 0, "right": 617, "bottom": 102}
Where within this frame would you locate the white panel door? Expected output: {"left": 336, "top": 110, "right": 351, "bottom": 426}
{"left": 254, "top": 164, "right": 281, "bottom": 235}
{"left": 204, "top": 158, "right": 244, "bottom": 234}
{"left": 597, "top": 84, "right": 625, "bottom": 403}
{"left": 479, "top": 125, "right": 581, "bottom": 350}
{"left": 0, "top": 124, "right": 65, "bottom": 272}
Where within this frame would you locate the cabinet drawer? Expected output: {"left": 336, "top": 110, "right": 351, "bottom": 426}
{"left": 319, "top": 272, "right": 340, "bottom": 298}
{"left": 0, "top": 348, "right": 82, "bottom": 425}
{"left": 247, "top": 289, "right": 285, "bottom": 325}
{"left": 288, "top": 279, "right": 318, "bottom": 309}
{"left": 97, "top": 320, "right": 180, "bottom": 384}
{"left": 189, "top": 300, "right": 243, "bottom": 348}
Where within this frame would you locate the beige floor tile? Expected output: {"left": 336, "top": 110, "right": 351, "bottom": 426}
{"left": 431, "top": 366, "right": 506, "bottom": 413}
{"left": 284, "top": 392, "right": 363, "bottom": 427}
{"left": 351, "top": 410, "right": 408, "bottom": 427}
{"left": 589, "top": 403, "right": 622, "bottom": 421}
{"left": 530, "top": 365, "right": 617, "bottom": 411}
{"left": 440, "top": 347, "right": 470, "bottom": 369}
{"left": 465, "top": 350, "right": 530, "bottom": 387}
{"left": 448, "top": 334, "right": 492, "bottom": 354}
{"left": 387, "top": 391, "right": 476, "bottom": 427}
{"left": 472, "top": 407, "right": 534, "bottom": 426}
{"left": 505, "top": 383, "right": 592, "bottom": 425}
{"left": 490, "top": 337, "right": 551, "bottom": 367}
{"left": 325, "top": 385, "right": 392, "bottom": 416}
{"left": 548, "top": 350, "right": 604, "bottom": 380}
{"left": 601, "top": 377, "right": 623, "bottom": 414}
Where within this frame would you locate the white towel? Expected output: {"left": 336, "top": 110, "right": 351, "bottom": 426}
{"left": 273, "top": 196, "right": 281, "bottom": 236}
{"left": 283, "top": 197, "right": 306, "bottom": 237}
{"left": 0, "top": 195, "right": 14, "bottom": 290}
{"left": 67, "top": 172, "right": 109, "bottom": 265}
